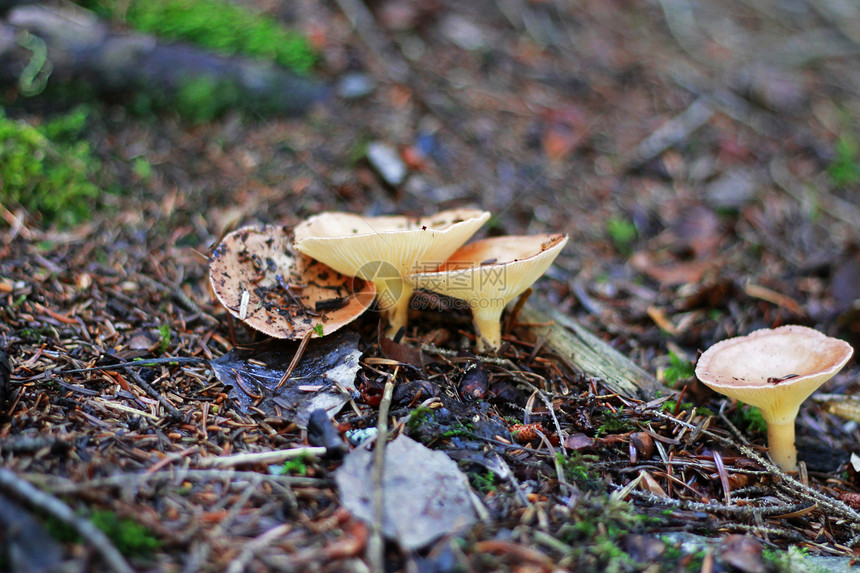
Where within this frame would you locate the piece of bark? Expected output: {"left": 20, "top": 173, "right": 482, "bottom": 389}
{"left": 1, "top": 4, "right": 327, "bottom": 115}
{"left": 519, "top": 297, "right": 667, "bottom": 400}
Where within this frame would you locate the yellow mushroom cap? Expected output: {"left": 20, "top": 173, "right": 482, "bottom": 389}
{"left": 694, "top": 325, "right": 853, "bottom": 425}
{"left": 696, "top": 324, "right": 853, "bottom": 470}
{"left": 209, "top": 225, "right": 375, "bottom": 339}
{"left": 408, "top": 233, "right": 568, "bottom": 349}
{"left": 293, "top": 209, "right": 490, "bottom": 335}
{"left": 293, "top": 209, "right": 491, "bottom": 281}
{"left": 409, "top": 233, "right": 568, "bottom": 307}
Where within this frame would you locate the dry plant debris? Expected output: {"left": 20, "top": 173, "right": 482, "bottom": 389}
{"left": 5, "top": 0, "right": 860, "bottom": 570}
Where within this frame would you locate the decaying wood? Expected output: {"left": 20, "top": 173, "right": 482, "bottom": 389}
{"left": 0, "top": 4, "right": 326, "bottom": 114}
{"left": 519, "top": 297, "right": 668, "bottom": 400}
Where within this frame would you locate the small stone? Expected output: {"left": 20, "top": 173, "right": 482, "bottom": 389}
{"left": 705, "top": 169, "right": 759, "bottom": 210}
{"left": 367, "top": 142, "right": 407, "bottom": 186}
{"left": 441, "top": 15, "right": 486, "bottom": 51}
{"left": 336, "top": 73, "right": 376, "bottom": 100}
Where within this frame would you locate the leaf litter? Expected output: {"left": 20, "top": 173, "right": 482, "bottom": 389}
{"left": 336, "top": 434, "right": 478, "bottom": 550}
{"left": 210, "top": 330, "right": 362, "bottom": 427}
{"left": 5, "top": 0, "right": 860, "bottom": 570}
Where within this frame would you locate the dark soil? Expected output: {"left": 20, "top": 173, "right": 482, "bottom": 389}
{"left": 4, "top": 0, "right": 860, "bottom": 571}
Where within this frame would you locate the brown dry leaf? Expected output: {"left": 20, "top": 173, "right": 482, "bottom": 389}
{"left": 209, "top": 224, "right": 375, "bottom": 339}
{"left": 743, "top": 282, "right": 806, "bottom": 316}
{"left": 631, "top": 252, "right": 714, "bottom": 286}
{"left": 637, "top": 469, "right": 667, "bottom": 497}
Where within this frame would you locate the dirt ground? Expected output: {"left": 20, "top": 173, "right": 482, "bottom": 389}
{"left": 4, "top": 0, "right": 860, "bottom": 571}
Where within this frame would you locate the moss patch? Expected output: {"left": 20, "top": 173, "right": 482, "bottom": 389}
{"left": 0, "top": 106, "right": 104, "bottom": 226}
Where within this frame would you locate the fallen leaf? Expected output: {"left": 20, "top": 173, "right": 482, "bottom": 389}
{"left": 211, "top": 330, "right": 362, "bottom": 428}
{"left": 336, "top": 434, "right": 478, "bottom": 550}
{"left": 631, "top": 251, "right": 714, "bottom": 286}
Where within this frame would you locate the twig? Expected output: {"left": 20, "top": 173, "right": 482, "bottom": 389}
{"left": 0, "top": 468, "right": 134, "bottom": 573}
{"left": 509, "top": 373, "right": 567, "bottom": 455}
{"left": 624, "top": 96, "right": 714, "bottom": 170}
{"left": 138, "top": 274, "right": 216, "bottom": 322}
{"left": 94, "top": 398, "right": 161, "bottom": 420}
{"left": 652, "top": 410, "right": 860, "bottom": 527}
{"left": 770, "top": 157, "right": 860, "bottom": 228}
{"left": 225, "top": 524, "right": 291, "bottom": 573}
{"left": 145, "top": 446, "right": 198, "bottom": 474}
{"left": 191, "top": 473, "right": 261, "bottom": 572}
{"left": 368, "top": 366, "right": 398, "bottom": 573}
{"left": 333, "top": 0, "right": 409, "bottom": 83}
{"left": 25, "top": 469, "right": 324, "bottom": 495}
{"left": 657, "top": 0, "right": 705, "bottom": 63}
{"left": 197, "top": 446, "right": 327, "bottom": 468}
{"left": 124, "top": 366, "right": 183, "bottom": 421}
{"left": 276, "top": 329, "right": 314, "bottom": 390}
{"left": 58, "top": 356, "right": 206, "bottom": 374}
{"left": 624, "top": 488, "right": 812, "bottom": 519}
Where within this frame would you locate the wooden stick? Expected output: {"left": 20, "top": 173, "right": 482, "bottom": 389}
{"left": 198, "top": 447, "right": 327, "bottom": 469}
{"left": 517, "top": 297, "right": 667, "bottom": 400}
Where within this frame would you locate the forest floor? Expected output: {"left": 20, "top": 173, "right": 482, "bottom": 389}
{"left": 4, "top": 0, "right": 860, "bottom": 571}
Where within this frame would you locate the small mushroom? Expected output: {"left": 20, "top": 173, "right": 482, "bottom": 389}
{"left": 695, "top": 325, "right": 853, "bottom": 471}
{"left": 293, "top": 209, "right": 490, "bottom": 336}
{"left": 408, "top": 233, "right": 568, "bottom": 351}
{"left": 209, "top": 225, "right": 376, "bottom": 339}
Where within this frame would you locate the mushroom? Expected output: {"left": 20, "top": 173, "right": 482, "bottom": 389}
{"left": 695, "top": 325, "right": 853, "bottom": 471}
{"left": 408, "top": 233, "right": 568, "bottom": 351}
{"left": 293, "top": 208, "right": 490, "bottom": 336}
{"left": 209, "top": 224, "right": 376, "bottom": 339}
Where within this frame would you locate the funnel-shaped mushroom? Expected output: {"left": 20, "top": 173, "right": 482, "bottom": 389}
{"left": 209, "top": 225, "right": 376, "bottom": 339}
{"left": 409, "top": 233, "right": 568, "bottom": 351}
{"left": 293, "top": 209, "right": 490, "bottom": 336}
{"left": 695, "top": 325, "right": 853, "bottom": 471}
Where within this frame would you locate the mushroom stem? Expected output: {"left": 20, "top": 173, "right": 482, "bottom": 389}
{"left": 379, "top": 283, "right": 413, "bottom": 338}
{"left": 472, "top": 307, "right": 504, "bottom": 352}
{"left": 765, "top": 418, "right": 797, "bottom": 471}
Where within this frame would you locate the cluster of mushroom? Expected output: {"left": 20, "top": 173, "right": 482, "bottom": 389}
{"left": 210, "top": 208, "right": 568, "bottom": 351}
{"left": 695, "top": 325, "right": 853, "bottom": 471}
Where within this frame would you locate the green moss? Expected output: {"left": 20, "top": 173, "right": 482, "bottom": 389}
{"left": 157, "top": 323, "right": 172, "bottom": 354}
{"left": 662, "top": 352, "right": 695, "bottom": 386}
{"left": 661, "top": 401, "right": 713, "bottom": 417}
{"left": 606, "top": 216, "right": 637, "bottom": 255}
{"left": 47, "top": 510, "right": 159, "bottom": 558}
{"left": 557, "top": 452, "right": 604, "bottom": 491}
{"left": 596, "top": 412, "right": 633, "bottom": 436}
{"left": 829, "top": 134, "right": 860, "bottom": 186}
{"left": 82, "top": 0, "right": 316, "bottom": 75}
{"left": 470, "top": 470, "right": 497, "bottom": 494}
{"left": 281, "top": 456, "right": 310, "bottom": 476}
{"left": 736, "top": 404, "right": 768, "bottom": 434}
{"left": 90, "top": 510, "right": 160, "bottom": 558}
{"left": 406, "top": 406, "right": 435, "bottom": 431}
{"left": 175, "top": 75, "right": 242, "bottom": 124}
{"left": 0, "top": 106, "right": 103, "bottom": 226}
{"left": 131, "top": 156, "right": 153, "bottom": 181}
